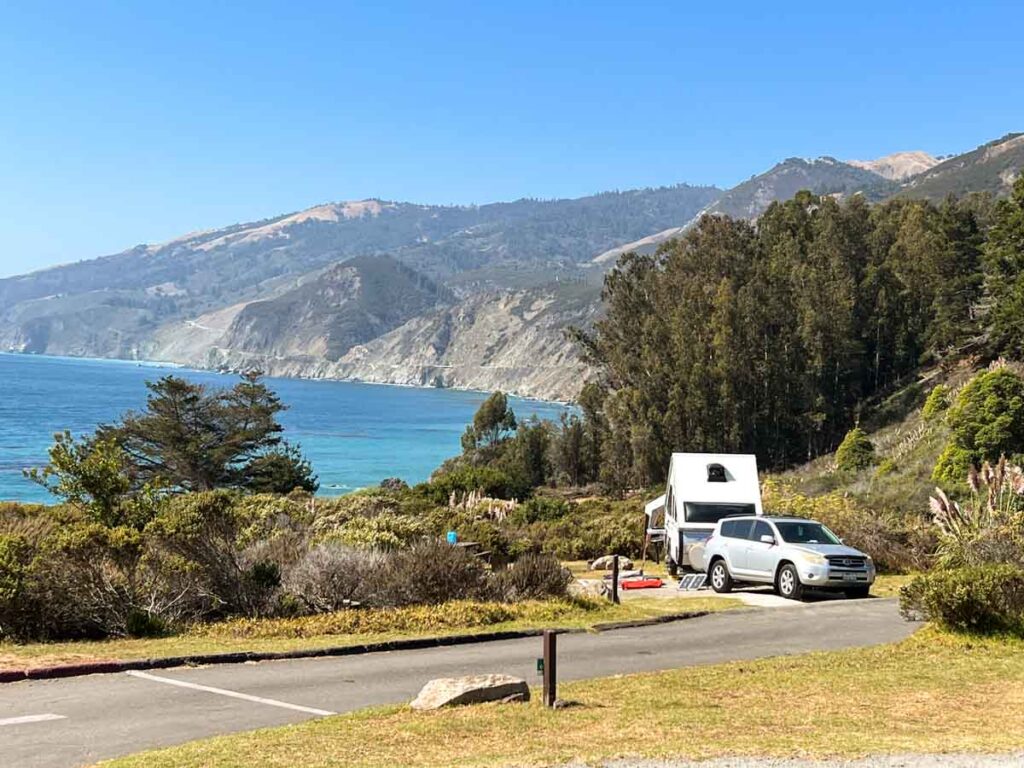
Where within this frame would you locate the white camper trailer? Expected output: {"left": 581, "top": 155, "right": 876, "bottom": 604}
{"left": 645, "top": 453, "right": 763, "bottom": 575}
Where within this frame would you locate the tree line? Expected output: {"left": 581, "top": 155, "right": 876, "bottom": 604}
{"left": 568, "top": 179, "right": 1024, "bottom": 488}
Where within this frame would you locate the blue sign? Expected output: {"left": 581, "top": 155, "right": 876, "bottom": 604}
{"left": 446, "top": 530, "right": 458, "bottom": 545}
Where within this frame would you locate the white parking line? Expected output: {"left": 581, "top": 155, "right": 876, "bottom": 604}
{"left": 125, "top": 670, "right": 336, "bottom": 716}
{"left": 0, "top": 714, "right": 66, "bottom": 727}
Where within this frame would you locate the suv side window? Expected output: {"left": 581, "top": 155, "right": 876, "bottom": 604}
{"left": 750, "top": 520, "right": 773, "bottom": 542}
{"left": 724, "top": 519, "right": 754, "bottom": 540}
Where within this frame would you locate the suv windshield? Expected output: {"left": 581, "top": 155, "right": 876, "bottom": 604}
{"left": 774, "top": 521, "right": 841, "bottom": 545}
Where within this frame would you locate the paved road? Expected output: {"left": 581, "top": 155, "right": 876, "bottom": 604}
{"left": 0, "top": 598, "right": 914, "bottom": 768}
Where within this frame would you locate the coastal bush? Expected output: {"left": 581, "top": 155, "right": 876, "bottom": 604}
{"left": 525, "top": 498, "right": 644, "bottom": 561}
{"left": 874, "top": 458, "right": 898, "bottom": 477}
{"left": 928, "top": 459, "right": 1024, "bottom": 569}
{"left": 509, "top": 495, "right": 571, "bottom": 524}
{"left": 922, "top": 384, "right": 951, "bottom": 420}
{"left": 429, "top": 506, "right": 524, "bottom": 563}
{"left": 420, "top": 465, "right": 526, "bottom": 504}
{"left": 899, "top": 565, "right": 1024, "bottom": 635}
{"left": 320, "top": 512, "right": 427, "bottom": 551}
{"left": 835, "top": 427, "right": 876, "bottom": 471}
{"left": 761, "top": 479, "right": 934, "bottom": 572}
{"left": 369, "top": 540, "right": 492, "bottom": 606}
{"left": 933, "top": 366, "right": 1024, "bottom": 485}
{"left": 495, "top": 553, "right": 572, "bottom": 601}
{"left": 146, "top": 491, "right": 294, "bottom": 619}
{"left": 282, "top": 544, "right": 383, "bottom": 612}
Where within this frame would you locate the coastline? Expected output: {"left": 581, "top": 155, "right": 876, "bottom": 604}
{"left": 0, "top": 349, "right": 578, "bottom": 406}
{"left": 0, "top": 352, "right": 574, "bottom": 504}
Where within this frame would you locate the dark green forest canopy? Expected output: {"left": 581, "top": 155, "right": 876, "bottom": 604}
{"left": 576, "top": 184, "right": 1024, "bottom": 488}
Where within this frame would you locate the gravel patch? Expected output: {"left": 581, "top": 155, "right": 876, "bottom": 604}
{"left": 561, "top": 755, "right": 1024, "bottom": 768}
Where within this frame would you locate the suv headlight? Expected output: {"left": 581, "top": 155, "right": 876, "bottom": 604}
{"left": 795, "top": 550, "right": 827, "bottom": 566}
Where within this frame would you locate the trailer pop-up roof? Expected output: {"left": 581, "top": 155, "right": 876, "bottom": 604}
{"left": 647, "top": 453, "right": 763, "bottom": 573}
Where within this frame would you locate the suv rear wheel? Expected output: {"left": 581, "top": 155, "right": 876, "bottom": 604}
{"left": 709, "top": 559, "right": 733, "bottom": 593}
{"left": 776, "top": 563, "right": 804, "bottom": 600}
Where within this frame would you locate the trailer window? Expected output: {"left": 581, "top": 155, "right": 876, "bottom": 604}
{"left": 683, "top": 503, "right": 756, "bottom": 524}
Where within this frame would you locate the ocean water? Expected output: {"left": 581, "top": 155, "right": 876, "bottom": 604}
{"left": 0, "top": 353, "right": 569, "bottom": 503}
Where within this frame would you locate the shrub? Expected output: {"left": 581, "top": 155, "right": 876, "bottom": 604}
{"left": 928, "top": 459, "right": 1024, "bottom": 568}
{"left": 922, "top": 384, "right": 951, "bottom": 420}
{"left": 835, "top": 427, "right": 875, "bottom": 471}
{"left": 419, "top": 465, "right": 525, "bottom": 505}
{"left": 899, "top": 565, "right": 1024, "bottom": 635}
{"left": 323, "top": 513, "right": 427, "bottom": 551}
{"left": 370, "top": 540, "right": 492, "bottom": 606}
{"left": 125, "top": 609, "right": 168, "bottom": 638}
{"left": 311, "top": 489, "right": 401, "bottom": 532}
{"left": 282, "top": 544, "right": 383, "bottom": 613}
{"left": 495, "top": 553, "right": 572, "bottom": 601}
{"left": 874, "top": 458, "right": 897, "bottom": 477}
{"left": 428, "top": 508, "right": 523, "bottom": 564}
{"left": 761, "top": 479, "right": 935, "bottom": 572}
{"left": 934, "top": 366, "right": 1024, "bottom": 485}
{"left": 146, "top": 491, "right": 289, "bottom": 619}
{"left": 509, "top": 496, "right": 571, "bottom": 525}
{"left": 527, "top": 498, "right": 644, "bottom": 561}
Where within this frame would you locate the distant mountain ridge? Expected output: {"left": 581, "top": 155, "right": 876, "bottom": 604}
{"left": 2, "top": 132, "right": 1021, "bottom": 400}
{"left": 702, "top": 156, "right": 897, "bottom": 220}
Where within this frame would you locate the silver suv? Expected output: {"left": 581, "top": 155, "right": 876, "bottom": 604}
{"left": 701, "top": 516, "right": 875, "bottom": 600}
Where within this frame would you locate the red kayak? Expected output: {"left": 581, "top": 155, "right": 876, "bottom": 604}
{"left": 619, "top": 577, "right": 664, "bottom": 590}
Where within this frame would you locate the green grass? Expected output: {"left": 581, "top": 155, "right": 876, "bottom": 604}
{"left": 0, "top": 596, "right": 736, "bottom": 672}
{"left": 100, "top": 628, "right": 1024, "bottom": 768}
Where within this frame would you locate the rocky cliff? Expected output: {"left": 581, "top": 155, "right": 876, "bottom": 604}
{"left": 153, "top": 283, "right": 600, "bottom": 401}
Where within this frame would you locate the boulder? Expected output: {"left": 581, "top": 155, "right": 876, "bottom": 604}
{"left": 410, "top": 674, "right": 530, "bottom": 710}
{"left": 589, "top": 555, "right": 634, "bottom": 571}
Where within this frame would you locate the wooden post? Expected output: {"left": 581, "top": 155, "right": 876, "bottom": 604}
{"left": 542, "top": 630, "right": 557, "bottom": 707}
{"left": 611, "top": 554, "right": 620, "bottom": 604}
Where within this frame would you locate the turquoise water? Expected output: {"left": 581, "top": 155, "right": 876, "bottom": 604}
{"left": 0, "top": 353, "right": 569, "bottom": 503}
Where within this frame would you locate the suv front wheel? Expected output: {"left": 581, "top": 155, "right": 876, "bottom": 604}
{"left": 709, "top": 559, "right": 733, "bottom": 593}
{"left": 776, "top": 563, "right": 804, "bottom": 600}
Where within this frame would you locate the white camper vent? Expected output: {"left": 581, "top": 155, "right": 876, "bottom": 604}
{"left": 707, "top": 463, "right": 727, "bottom": 483}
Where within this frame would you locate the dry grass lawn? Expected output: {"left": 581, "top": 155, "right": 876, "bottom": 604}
{"left": 99, "top": 628, "right": 1024, "bottom": 767}
{"left": 0, "top": 596, "right": 735, "bottom": 672}
{"left": 99, "top": 630, "right": 1024, "bottom": 768}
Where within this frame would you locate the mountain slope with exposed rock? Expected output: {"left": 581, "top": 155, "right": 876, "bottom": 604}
{"left": 156, "top": 282, "right": 600, "bottom": 401}
{"left": 895, "top": 133, "right": 1023, "bottom": 201}
{"left": 217, "top": 255, "right": 450, "bottom": 361}
{"left": 849, "top": 150, "right": 940, "bottom": 180}
{"left": 3, "top": 131, "right": 1022, "bottom": 402}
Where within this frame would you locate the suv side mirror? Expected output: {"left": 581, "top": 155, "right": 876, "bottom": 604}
{"left": 760, "top": 534, "right": 776, "bottom": 545}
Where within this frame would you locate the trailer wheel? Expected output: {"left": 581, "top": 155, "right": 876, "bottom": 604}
{"left": 709, "top": 559, "right": 733, "bottom": 593}
{"left": 666, "top": 557, "right": 678, "bottom": 578}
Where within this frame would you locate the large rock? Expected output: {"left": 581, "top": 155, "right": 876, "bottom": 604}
{"left": 590, "top": 555, "right": 634, "bottom": 571}
{"left": 410, "top": 674, "right": 530, "bottom": 710}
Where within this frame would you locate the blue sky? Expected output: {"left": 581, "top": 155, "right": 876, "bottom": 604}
{"left": 1, "top": 1, "right": 1021, "bottom": 277}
